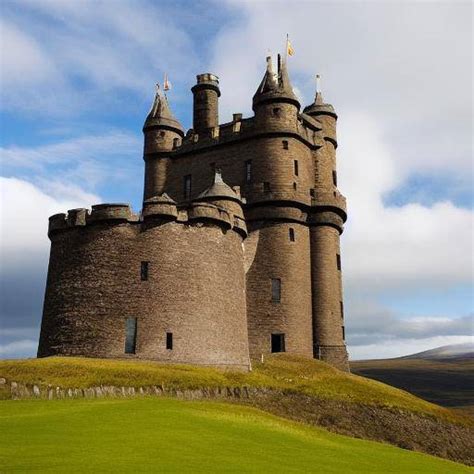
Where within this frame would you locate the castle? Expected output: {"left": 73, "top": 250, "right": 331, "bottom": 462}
{"left": 37, "top": 55, "right": 349, "bottom": 371}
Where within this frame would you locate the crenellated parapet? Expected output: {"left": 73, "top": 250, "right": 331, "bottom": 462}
{"left": 48, "top": 196, "right": 247, "bottom": 240}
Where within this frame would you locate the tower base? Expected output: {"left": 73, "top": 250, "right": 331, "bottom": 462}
{"left": 314, "top": 345, "right": 349, "bottom": 372}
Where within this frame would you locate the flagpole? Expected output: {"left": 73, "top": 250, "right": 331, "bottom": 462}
{"left": 285, "top": 34, "right": 289, "bottom": 62}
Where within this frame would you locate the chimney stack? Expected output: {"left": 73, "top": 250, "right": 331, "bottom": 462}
{"left": 191, "top": 73, "right": 220, "bottom": 134}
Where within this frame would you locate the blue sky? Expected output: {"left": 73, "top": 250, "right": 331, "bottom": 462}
{"left": 1, "top": 0, "right": 472, "bottom": 359}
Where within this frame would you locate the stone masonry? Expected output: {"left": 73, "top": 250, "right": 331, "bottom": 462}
{"left": 38, "top": 55, "right": 349, "bottom": 371}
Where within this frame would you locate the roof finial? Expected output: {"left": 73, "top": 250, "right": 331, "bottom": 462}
{"left": 315, "top": 74, "right": 324, "bottom": 105}
{"left": 214, "top": 168, "right": 223, "bottom": 183}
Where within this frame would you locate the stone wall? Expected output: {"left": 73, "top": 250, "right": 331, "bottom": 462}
{"left": 38, "top": 203, "right": 250, "bottom": 370}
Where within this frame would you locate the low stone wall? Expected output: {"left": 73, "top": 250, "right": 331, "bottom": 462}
{"left": 1, "top": 378, "right": 259, "bottom": 401}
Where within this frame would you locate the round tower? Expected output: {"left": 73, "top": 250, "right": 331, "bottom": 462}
{"left": 191, "top": 73, "right": 220, "bottom": 135}
{"left": 244, "top": 56, "right": 313, "bottom": 360}
{"left": 304, "top": 76, "right": 349, "bottom": 370}
{"left": 252, "top": 55, "right": 300, "bottom": 130}
{"left": 143, "top": 84, "right": 184, "bottom": 201}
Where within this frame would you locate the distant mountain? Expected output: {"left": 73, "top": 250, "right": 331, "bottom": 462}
{"left": 400, "top": 342, "right": 474, "bottom": 360}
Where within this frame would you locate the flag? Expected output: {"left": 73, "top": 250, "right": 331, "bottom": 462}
{"left": 286, "top": 36, "right": 294, "bottom": 57}
{"left": 163, "top": 74, "right": 172, "bottom": 91}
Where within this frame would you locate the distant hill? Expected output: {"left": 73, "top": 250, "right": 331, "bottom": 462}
{"left": 351, "top": 344, "right": 474, "bottom": 416}
{"left": 401, "top": 343, "right": 474, "bottom": 360}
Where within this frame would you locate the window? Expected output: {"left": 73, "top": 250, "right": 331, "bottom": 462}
{"left": 289, "top": 228, "right": 295, "bottom": 242}
{"left": 271, "top": 278, "right": 281, "bottom": 303}
{"left": 332, "top": 170, "right": 338, "bottom": 186}
{"left": 166, "top": 332, "right": 173, "bottom": 350}
{"left": 310, "top": 188, "right": 315, "bottom": 197}
{"left": 293, "top": 182, "right": 297, "bottom": 191}
{"left": 294, "top": 160, "right": 299, "bottom": 176}
{"left": 340, "top": 301, "right": 344, "bottom": 319}
{"left": 160, "top": 131, "right": 166, "bottom": 137}
{"left": 336, "top": 254, "right": 341, "bottom": 271}
{"left": 184, "top": 175, "right": 192, "bottom": 200}
{"left": 141, "top": 261, "right": 149, "bottom": 281}
{"left": 125, "top": 317, "right": 137, "bottom": 354}
{"left": 245, "top": 160, "right": 252, "bottom": 183}
{"left": 282, "top": 140, "right": 289, "bottom": 150}
{"left": 273, "top": 107, "right": 281, "bottom": 117}
{"left": 271, "top": 333, "right": 286, "bottom": 353}
{"left": 342, "top": 326, "right": 345, "bottom": 341}
{"left": 263, "top": 182, "right": 271, "bottom": 193}
{"left": 173, "top": 137, "right": 180, "bottom": 149}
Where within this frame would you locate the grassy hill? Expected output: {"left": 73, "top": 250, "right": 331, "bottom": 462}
{"left": 1, "top": 354, "right": 473, "bottom": 466}
{"left": 351, "top": 355, "right": 474, "bottom": 414}
{"left": 1, "top": 397, "right": 471, "bottom": 473}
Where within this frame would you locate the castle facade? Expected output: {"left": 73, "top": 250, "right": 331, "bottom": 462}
{"left": 38, "top": 56, "right": 349, "bottom": 371}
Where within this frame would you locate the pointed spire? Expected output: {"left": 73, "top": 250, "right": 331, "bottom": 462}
{"left": 143, "top": 83, "right": 184, "bottom": 135}
{"left": 303, "top": 73, "right": 337, "bottom": 118}
{"left": 253, "top": 54, "right": 300, "bottom": 110}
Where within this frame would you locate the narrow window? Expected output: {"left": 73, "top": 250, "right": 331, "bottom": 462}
{"left": 293, "top": 182, "right": 297, "bottom": 191}
{"left": 340, "top": 301, "right": 344, "bottom": 319}
{"left": 273, "top": 107, "right": 281, "bottom": 117}
{"left": 271, "top": 278, "right": 281, "bottom": 303}
{"left": 125, "top": 317, "right": 137, "bottom": 354}
{"left": 289, "top": 228, "right": 295, "bottom": 242}
{"left": 336, "top": 254, "right": 341, "bottom": 271}
{"left": 173, "top": 137, "right": 180, "bottom": 149}
{"left": 294, "top": 160, "right": 299, "bottom": 176}
{"left": 342, "top": 326, "right": 345, "bottom": 341}
{"left": 184, "top": 175, "right": 192, "bottom": 200}
{"left": 271, "top": 333, "right": 286, "bottom": 353}
{"left": 282, "top": 140, "right": 289, "bottom": 150}
{"left": 245, "top": 160, "right": 252, "bottom": 183}
{"left": 140, "top": 261, "right": 149, "bottom": 281}
{"left": 332, "top": 170, "right": 338, "bottom": 186}
{"left": 263, "top": 182, "right": 271, "bottom": 193}
{"left": 310, "top": 188, "right": 315, "bottom": 197}
{"left": 166, "top": 332, "right": 173, "bottom": 350}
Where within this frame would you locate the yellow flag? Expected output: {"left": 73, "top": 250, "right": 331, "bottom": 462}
{"left": 287, "top": 38, "right": 294, "bottom": 56}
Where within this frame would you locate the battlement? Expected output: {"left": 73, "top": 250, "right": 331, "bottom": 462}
{"left": 48, "top": 200, "right": 247, "bottom": 239}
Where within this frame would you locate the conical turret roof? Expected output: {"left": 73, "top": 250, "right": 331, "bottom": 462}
{"left": 253, "top": 54, "right": 300, "bottom": 110}
{"left": 303, "top": 76, "right": 337, "bottom": 118}
{"left": 197, "top": 170, "right": 241, "bottom": 202}
{"left": 143, "top": 85, "right": 184, "bottom": 136}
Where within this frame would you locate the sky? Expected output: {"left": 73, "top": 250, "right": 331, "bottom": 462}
{"left": 0, "top": 0, "right": 472, "bottom": 360}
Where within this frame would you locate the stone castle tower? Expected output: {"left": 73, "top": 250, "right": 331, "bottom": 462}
{"left": 38, "top": 56, "right": 349, "bottom": 371}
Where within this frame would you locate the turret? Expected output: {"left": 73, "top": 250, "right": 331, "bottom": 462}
{"left": 191, "top": 73, "right": 220, "bottom": 135}
{"left": 143, "top": 85, "right": 184, "bottom": 201}
{"left": 305, "top": 75, "right": 349, "bottom": 371}
{"left": 252, "top": 55, "right": 300, "bottom": 129}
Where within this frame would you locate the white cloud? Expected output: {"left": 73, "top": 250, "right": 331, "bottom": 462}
{"left": 349, "top": 335, "right": 473, "bottom": 361}
{"left": 0, "top": 177, "right": 99, "bottom": 266}
{"left": 0, "top": 339, "right": 37, "bottom": 358}
{"left": 1, "top": 1, "right": 198, "bottom": 114}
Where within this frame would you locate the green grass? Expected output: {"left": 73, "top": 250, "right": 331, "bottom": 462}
{"left": 0, "top": 397, "right": 469, "bottom": 473}
{"left": 0, "top": 354, "right": 468, "bottom": 425}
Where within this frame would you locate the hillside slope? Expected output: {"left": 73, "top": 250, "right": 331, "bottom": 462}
{"left": 1, "top": 354, "right": 473, "bottom": 465}
{"left": 351, "top": 355, "right": 474, "bottom": 414}
{"left": 1, "top": 397, "right": 470, "bottom": 473}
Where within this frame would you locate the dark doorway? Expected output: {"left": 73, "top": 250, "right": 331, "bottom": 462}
{"left": 271, "top": 333, "right": 285, "bottom": 353}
